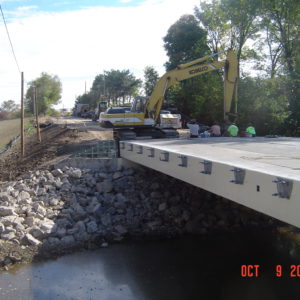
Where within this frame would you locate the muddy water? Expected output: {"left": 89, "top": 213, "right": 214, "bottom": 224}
{"left": 0, "top": 231, "right": 299, "bottom": 300}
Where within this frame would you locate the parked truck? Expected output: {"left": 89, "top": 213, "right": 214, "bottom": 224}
{"left": 74, "top": 104, "right": 90, "bottom": 117}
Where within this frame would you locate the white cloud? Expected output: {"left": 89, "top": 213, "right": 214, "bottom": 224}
{"left": 53, "top": 1, "right": 72, "bottom": 6}
{"left": 17, "top": 5, "right": 38, "bottom": 11}
{"left": 0, "top": 0, "right": 200, "bottom": 109}
{"left": 119, "top": 0, "right": 133, "bottom": 3}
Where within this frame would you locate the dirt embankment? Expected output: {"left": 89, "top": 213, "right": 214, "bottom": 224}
{"left": 0, "top": 118, "right": 112, "bottom": 182}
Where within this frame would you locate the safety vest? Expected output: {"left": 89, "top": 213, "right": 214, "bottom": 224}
{"left": 246, "top": 126, "right": 256, "bottom": 135}
{"left": 228, "top": 124, "right": 238, "bottom": 136}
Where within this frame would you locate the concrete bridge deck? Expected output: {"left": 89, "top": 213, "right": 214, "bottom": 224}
{"left": 120, "top": 137, "right": 300, "bottom": 228}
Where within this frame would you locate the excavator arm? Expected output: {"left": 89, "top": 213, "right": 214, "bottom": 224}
{"left": 145, "top": 50, "right": 238, "bottom": 122}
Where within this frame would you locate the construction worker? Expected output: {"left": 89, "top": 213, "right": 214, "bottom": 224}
{"left": 227, "top": 122, "right": 239, "bottom": 137}
{"left": 246, "top": 123, "right": 256, "bottom": 137}
{"left": 210, "top": 123, "right": 221, "bottom": 137}
{"left": 187, "top": 119, "right": 200, "bottom": 138}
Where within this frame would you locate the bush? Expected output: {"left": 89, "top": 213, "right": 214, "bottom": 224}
{"left": 46, "top": 107, "right": 60, "bottom": 117}
{"left": 0, "top": 111, "right": 11, "bottom": 120}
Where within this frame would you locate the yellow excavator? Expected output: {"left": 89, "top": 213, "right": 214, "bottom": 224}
{"left": 110, "top": 49, "right": 238, "bottom": 140}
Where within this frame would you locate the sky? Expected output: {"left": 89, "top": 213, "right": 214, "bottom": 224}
{"left": 0, "top": 0, "right": 201, "bottom": 109}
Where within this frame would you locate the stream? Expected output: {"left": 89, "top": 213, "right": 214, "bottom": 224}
{"left": 0, "top": 231, "right": 299, "bottom": 300}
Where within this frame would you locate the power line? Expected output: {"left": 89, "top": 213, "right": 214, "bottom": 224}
{"left": 0, "top": 4, "right": 21, "bottom": 73}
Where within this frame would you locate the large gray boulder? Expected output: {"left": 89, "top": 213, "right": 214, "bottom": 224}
{"left": 96, "top": 180, "right": 113, "bottom": 193}
{"left": 25, "top": 233, "right": 41, "bottom": 246}
{"left": 0, "top": 206, "right": 15, "bottom": 216}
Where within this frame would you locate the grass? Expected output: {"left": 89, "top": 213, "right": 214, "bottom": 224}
{"left": 0, "top": 118, "right": 33, "bottom": 150}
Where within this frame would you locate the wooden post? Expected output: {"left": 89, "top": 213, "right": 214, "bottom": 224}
{"left": 34, "top": 86, "right": 41, "bottom": 142}
{"left": 20, "top": 72, "right": 25, "bottom": 156}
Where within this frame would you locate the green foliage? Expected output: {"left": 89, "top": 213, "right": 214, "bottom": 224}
{"left": 238, "top": 76, "right": 288, "bottom": 135}
{"left": 10, "top": 110, "right": 22, "bottom": 119}
{"left": 163, "top": 14, "right": 226, "bottom": 124}
{"left": 259, "top": 0, "right": 300, "bottom": 131}
{"left": 221, "top": 0, "right": 261, "bottom": 58}
{"left": 197, "top": 0, "right": 261, "bottom": 62}
{"left": 0, "top": 100, "right": 20, "bottom": 120}
{"left": 192, "top": 0, "right": 300, "bottom": 135}
{"left": 75, "top": 93, "right": 93, "bottom": 107}
{"left": 143, "top": 66, "right": 159, "bottom": 96}
{"left": 25, "top": 73, "right": 62, "bottom": 115}
{"left": 163, "top": 14, "right": 209, "bottom": 71}
{"left": 167, "top": 73, "right": 223, "bottom": 124}
{"left": 46, "top": 107, "right": 60, "bottom": 117}
{"left": 75, "top": 70, "right": 141, "bottom": 109}
{"left": 0, "top": 100, "right": 19, "bottom": 113}
{"left": 195, "top": 0, "right": 228, "bottom": 54}
{"left": 261, "top": 0, "right": 299, "bottom": 75}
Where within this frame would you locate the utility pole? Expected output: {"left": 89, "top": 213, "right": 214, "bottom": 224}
{"left": 103, "top": 75, "right": 105, "bottom": 100}
{"left": 33, "top": 86, "right": 41, "bottom": 142}
{"left": 20, "top": 72, "right": 25, "bottom": 157}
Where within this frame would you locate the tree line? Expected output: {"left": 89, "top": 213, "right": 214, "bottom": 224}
{"left": 74, "top": 67, "right": 160, "bottom": 109}
{"left": 0, "top": 68, "right": 157, "bottom": 120}
{"left": 163, "top": 0, "right": 299, "bottom": 135}
{"left": 75, "top": 69, "right": 142, "bottom": 109}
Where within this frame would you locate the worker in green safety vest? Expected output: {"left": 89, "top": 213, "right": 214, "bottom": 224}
{"left": 227, "top": 122, "right": 239, "bottom": 137}
{"left": 246, "top": 123, "right": 256, "bottom": 137}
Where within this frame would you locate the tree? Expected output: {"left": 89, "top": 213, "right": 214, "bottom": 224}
{"left": 196, "top": 0, "right": 262, "bottom": 76}
{"left": 238, "top": 76, "right": 288, "bottom": 135}
{"left": 0, "top": 100, "right": 19, "bottom": 113}
{"left": 75, "top": 70, "right": 141, "bottom": 108}
{"left": 163, "top": 15, "right": 209, "bottom": 71}
{"left": 255, "top": 17, "right": 283, "bottom": 78}
{"left": 195, "top": 0, "right": 228, "bottom": 55}
{"left": 75, "top": 93, "right": 94, "bottom": 108}
{"left": 26, "top": 73, "right": 62, "bottom": 115}
{"left": 0, "top": 100, "right": 20, "bottom": 120}
{"left": 89, "top": 74, "right": 106, "bottom": 107}
{"left": 254, "top": 0, "right": 299, "bottom": 80}
{"left": 163, "top": 14, "right": 224, "bottom": 123}
{"left": 221, "top": 0, "right": 261, "bottom": 62}
{"left": 262, "top": 0, "right": 299, "bottom": 76}
{"left": 261, "top": 0, "right": 300, "bottom": 133}
{"left": 143, "top": 66, "right": 159, "bottom": 97}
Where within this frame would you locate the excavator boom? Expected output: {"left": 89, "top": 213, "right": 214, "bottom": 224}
{"left": 145, "top": 50, "right": 238, "bottom": 122}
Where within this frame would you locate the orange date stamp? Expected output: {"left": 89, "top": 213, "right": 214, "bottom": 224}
{"left": 241, "top": 264, "right": 300, "bottom": 277}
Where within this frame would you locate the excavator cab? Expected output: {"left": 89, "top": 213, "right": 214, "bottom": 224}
{"left": 130, "top": 97, "right": 147, "bottom": 113}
